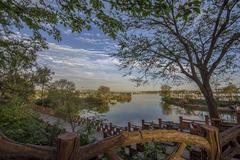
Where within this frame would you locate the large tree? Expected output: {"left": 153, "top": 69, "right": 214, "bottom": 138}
{"left": 35, "top": 66, "right": 53, "bottom": 105}
{"left": 113, "top": 0, "right": 240, "bottom": 122}
{"left": 0, "top": 36, "right": 42, "bottom": 101}
{"left": 48, "top": 79, "right": 81, "bottom": 132}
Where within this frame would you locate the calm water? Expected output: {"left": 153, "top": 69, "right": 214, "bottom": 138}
{"left": 81, "top": 94, "right": 235, "bottom": 126}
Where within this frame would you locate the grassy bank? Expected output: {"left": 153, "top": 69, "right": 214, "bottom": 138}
{"left": 162, "top": 97, "right": 238, "bottom": 112}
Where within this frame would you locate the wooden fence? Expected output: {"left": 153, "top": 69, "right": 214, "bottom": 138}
{"left": 0, "top": 125, "right": 221, "bottom": 160}
{"left": 2, "top": 125, "right": 240, "bottom": 160}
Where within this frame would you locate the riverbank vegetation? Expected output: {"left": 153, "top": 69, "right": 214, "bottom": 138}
{"left": 35, "top": 84, "right": 131, "bottom": 109}
{"left": 160, "top": 84, "right": 240, "bottom": 110}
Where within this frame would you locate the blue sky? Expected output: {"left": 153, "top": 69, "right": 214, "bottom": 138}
{"left": 29, "top": 24, "right": 239, "bottom": 91}
{"left": 36, "top": 26, "right": 164, "bottom": 91}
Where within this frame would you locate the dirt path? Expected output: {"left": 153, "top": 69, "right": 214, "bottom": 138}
{"left": 38, "top": 113, "right": 103, "bottom": 141}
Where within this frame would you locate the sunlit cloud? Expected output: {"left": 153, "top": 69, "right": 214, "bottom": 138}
{"left": 37, "top": 42, "right": 134, "bottom": 90}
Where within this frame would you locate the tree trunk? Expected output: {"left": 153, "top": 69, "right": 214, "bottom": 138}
{"left": 41, "top": 83, "right": 44, "bottom": 106}
{"left": 199, "top": 81, "right": 220, "bottom": 126}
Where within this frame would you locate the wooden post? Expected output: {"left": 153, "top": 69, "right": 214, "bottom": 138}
{"left": 201, "top": 125, "right": 221, "bottom": 160}
{"left": 142, "top": 119, "right": 145, "bottom": 129}
{"left": 110, "top": 123, "right": 113, "bottom": 130}
{"left": 236, "top": 111, "right": 240, "bottom": 124}
{"left": 211, "top": 118, "right": 221, "bottom": 128}
{"left": 128, "top": 122, "right": 131, "bottom": 132}
{"left": 158, "top": 118, "right": 162, "bottom": 129}
{"left": 103, "top": 130, "right": 108, "bottom": 138}
{"left": 179, "top": 116, "right": 183, "bottom": 131}
{"left": 57, "top": 133, "right": 78, "bottom": 160}
{"left": 205, "top": 115, "right": 209, "bottom": 125}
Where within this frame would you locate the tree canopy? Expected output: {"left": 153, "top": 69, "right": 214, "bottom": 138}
{"left": 98, "top": 85, "right": 110, "bottom": 94}
{"left": 222, "top": 83, "right": 239, "bottom": 94}
{"left": 0, "top": 37, "right": 43, "bottom": 101}
{"left": 0, "top": 0, "right": 124, "bottom": 43}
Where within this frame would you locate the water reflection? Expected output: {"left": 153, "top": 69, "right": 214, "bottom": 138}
{"left": 161, "top": 102, "right": 172, "bottom": 115}
{"left": 81, "top": 94, "right": 236, "bottom": 126}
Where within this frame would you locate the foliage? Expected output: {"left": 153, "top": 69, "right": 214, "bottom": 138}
{"left": 77, "top": 120, "right": 97, "bottom": 146}
{"left": 47, "top": 79, "right": 76, "bottom": 107}
{"left": 164, "top": 97, "right": 240, "bottom": 107}
{"left": 0, "top": 0, "right": 124, "bottom": 47}
{"left": 0, "top": 0, "right": 199, "bottom": 46}
{"left": 34, "top": 97, "right": 54, "bottom": 108}
{"left": 109, "top": 0, "right": 201, "bottom": 21}
{"left": 222, "top": 82, "right": 239, "bottom": 102}
{"left": 35, "top": 66, "right": 54, "bottom": 104}
{"left": 160, "top": 85, "right": 172, "bottom": 100}
{"left": 113, "top": 0, "right": 240, "bottom": 120}
{"left": 0, "top": 99, "right": 64, "bottom": 145}
{"left": 98, "top": 86, "right": 110, "bottom": 95}
{"left": 118, "top": 142, "right": 167, "bottom": 160}
{"left": 47, "top": 79, "right": 83, "bottom": 132}
{"left": 0, "top": 37, "right": 43, "bottom": 102}
{"left": 222, "top": 83, "right": 239, "bottom": 94}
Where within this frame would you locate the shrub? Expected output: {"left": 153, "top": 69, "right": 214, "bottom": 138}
{"left": 0, "top": 100, "right": 64, "bottom": 145}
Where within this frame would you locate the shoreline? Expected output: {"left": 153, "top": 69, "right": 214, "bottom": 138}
{"left": 163, "top": 100, "right": 235, "bottom": 113}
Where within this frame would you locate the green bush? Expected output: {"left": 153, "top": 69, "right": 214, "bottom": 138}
{"left": 34, "top": 98, "right": 57, "bottom": 109}
{"left": 0, "top": 100, "right": 64, "bottom": 146}
{"left": 118, "top": 141, "right": 167, "bottom": 160}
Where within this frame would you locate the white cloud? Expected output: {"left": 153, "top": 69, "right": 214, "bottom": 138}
{"left": 37, "top": 42, "right": 152, "bottom": 91}
{"left": 63, "top": 29, "right": 72, "bottom": 35}
{"left": 39, "top": 42, "right": 120, "bottom": 76}
{"left": 75, "top": 36, "right": 114, "bottom": 46}
{"left": 48, "top": 42, "right": 105, "bottom": 56}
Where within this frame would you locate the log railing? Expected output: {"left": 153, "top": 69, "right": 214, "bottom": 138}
{"left": 57, "top": 125, "right": 219, "bottom": 160}
{"left": 59, "top": 125, "right": 220, "bottom": 160}
{"left": 2, "top": 124, "right": 240, "bottom": 160}
{"left": 0, "top": 132, "right": 56, "bottom": 160}
{"left": 220, "top": 124, "right": 240, "bottom": 160}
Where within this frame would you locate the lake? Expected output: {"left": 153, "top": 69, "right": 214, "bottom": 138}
{"left": 81, "top": 94, "right": 236, "bottom": 126}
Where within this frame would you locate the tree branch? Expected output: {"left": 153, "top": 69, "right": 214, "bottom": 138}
{"left": 209, "top": 32, "right": 240, "bottom": 75}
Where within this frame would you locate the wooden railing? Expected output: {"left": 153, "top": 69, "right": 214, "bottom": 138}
{"left": 0, "top": 132, "right": 56, "bottom": 160}
{"left": 68, "top": 127, "right": 219, "bottom": 160}
{"left": 0, "top": 125, "right": 220, "bottom": 160}
{"left": 220, "top": 124, "right": 240, "bottom": 160}
{"left": 1, "top": 125, "right": 240, "bottom": 160}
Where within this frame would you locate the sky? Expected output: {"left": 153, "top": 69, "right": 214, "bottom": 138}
{"left": 37, "top": 26, "right": 166, "bottom": 91}
{"left": 32, "top": 24, "right": 239, "bottom": 91}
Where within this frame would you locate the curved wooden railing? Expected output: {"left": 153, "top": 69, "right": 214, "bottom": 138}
{"left": 1, "top": 124, "right": 240, "bottom": 160}
{"left": 0, "top": 132, "right": 56, "bottom": 160}
{"left": 220, "top": 124, "right": 240, "bottom": 160}
{"left": 56, "top": 125, "right": 220, "bottom": 160}
{"left": 73, "top": 130, "right": 211, "bottom": 160}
